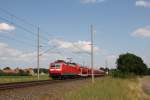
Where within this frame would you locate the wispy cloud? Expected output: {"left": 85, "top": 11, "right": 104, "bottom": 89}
{"left": 0, "top": 42, "right": 35, "bottom": 62}
{"left": 0, "top": 42, "right": 52, "bottom": 65}
{"left": 0, "top": 42, "right": 65, "bottom": 67}
{"left": 131, "top": 26, "right": 150, "bottom": 38}
{"left": 0, "top": 22, "right": 15, "bottom": 32}
{"left": 136, "top": 0, "right": 150, "bottom": 8}
{"left": 80, "top": 0, "right": 105, "bottom": 4}
{"left": 48, "top": 39, "right": 99, "bottom": 54}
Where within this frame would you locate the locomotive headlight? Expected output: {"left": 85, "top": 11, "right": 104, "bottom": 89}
{"left": 55, "top": 69, "right": 61, "bottom": 71}
{"left": 50, "top": 69, "right": 61, "bottom": 71}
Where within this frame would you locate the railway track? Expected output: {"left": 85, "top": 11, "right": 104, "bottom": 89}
{"left": 0, "top": 78, "right": 86, "bottom": 90}
{"left": 0, "top": 80, "right": 55, "bottom": 90}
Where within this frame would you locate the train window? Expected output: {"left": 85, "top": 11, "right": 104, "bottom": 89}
{"left": 55, "top": 64, "right": 60, "bottom": 68}
{"left": 68, "top": 63, "right": 76, "bottom": 67}
{"left": 51, "top": 64, "right": 55, "bottom": 68}
{"left": 51, "top": 63, "right": 61, "bottom": 68}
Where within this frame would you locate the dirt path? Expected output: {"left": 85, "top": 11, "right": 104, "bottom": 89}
{"left": 139, "top": 76, "right": 150, "bottom": 100}
{"left": 140, "top": 76, "right": 150, "bottom": 95}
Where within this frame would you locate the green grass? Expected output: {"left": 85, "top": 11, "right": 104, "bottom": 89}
{"left": 64, "top": 77, "right": 141, "bottom": 100}
{"left": 0, "top": 75, "right": 50, "bottom": 83}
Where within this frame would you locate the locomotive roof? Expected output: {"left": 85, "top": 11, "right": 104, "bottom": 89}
{"left": 54, "top": 60, "right": 66, "bottom": 63}
{"left": 54, "top": 60, "right": 78, "bottom": 65}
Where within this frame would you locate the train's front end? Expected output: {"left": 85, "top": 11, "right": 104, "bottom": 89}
{"left": 49, "top": 61, "right": 63, "bottom": 79}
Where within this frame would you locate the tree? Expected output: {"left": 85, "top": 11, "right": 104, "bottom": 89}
{"left": 99, "top": 67, "right": 105, "bottom": 71}
{"left": 116, "top": 53, "right": 147, "bottom": 75}
{"left": 3, "top": 67, "right": 11, "bottom": 70}
{"left": 18, "top": 69, "right": 29, "bottom": 76}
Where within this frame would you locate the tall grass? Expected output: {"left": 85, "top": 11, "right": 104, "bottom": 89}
{"left": 64, "top": 77, "right": 141, "bottom": 100}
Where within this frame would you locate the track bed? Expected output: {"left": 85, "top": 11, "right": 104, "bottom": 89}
{"left": 0, "top": 78, "right": 90, "bottom": 100}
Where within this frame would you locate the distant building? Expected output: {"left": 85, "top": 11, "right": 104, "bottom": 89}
{"left": 2, "top": 69, "right": 17, "bottom": 74}
{"left": 0, "top": 67, "right": 35, "bottom": 76}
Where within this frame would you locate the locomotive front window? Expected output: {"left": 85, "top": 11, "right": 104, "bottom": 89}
{"left": 50, "top": 64, "right": 61, "bottom": 69}
{"left": 68, "top": 63, "right": 76, "bottom": 67}
{"left": 51, "top": 64, "right": 55, "bottom": 68}
{"left": 55, "top": 64, "right": 60, "bottom": 68}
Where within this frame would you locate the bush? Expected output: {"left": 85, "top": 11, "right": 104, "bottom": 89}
{"left": 18, "top": 70, "right": 31, "bottom": 76}
{"left": 0, "top": 73, "right": 18, "bottom": 76}
{"left": 33, "top": 68, "right": 49, "bottom": 74}
{"left": 110, "top": 69, "right": 136, "bottom": 78}
{"left": 145, "top": 68, "right": 150, "bottom": 75}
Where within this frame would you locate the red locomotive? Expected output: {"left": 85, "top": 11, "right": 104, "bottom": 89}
{"left": 49, "top": 60, "right": 105, "bottom": 79}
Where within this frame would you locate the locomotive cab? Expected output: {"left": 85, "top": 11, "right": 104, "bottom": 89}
{"left": 49, "top": 62, "right": 63, "bottom": 79}
{"left": 49, "top": 60, "right": 80, "bottom": 79}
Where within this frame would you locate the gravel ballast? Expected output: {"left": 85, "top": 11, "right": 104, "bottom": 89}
{"left": 0, "top": 79, "right": 90, "bottom": 100}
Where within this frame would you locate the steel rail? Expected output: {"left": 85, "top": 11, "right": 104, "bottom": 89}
{"left": 0, "top": 78, "right": 86, "bottom": 90}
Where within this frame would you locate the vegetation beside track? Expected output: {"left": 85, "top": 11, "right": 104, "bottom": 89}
{"left": 64, "top": 77, "right": 148, "bottom": 100}
{"left": 0, "top": 75, "right": 49, "bottom": 83}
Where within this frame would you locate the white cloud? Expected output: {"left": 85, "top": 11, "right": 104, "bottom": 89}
{"left": 0, "top": 43, "right": 21, "bottom": 57}
{"left": 136, "top": 0, "right": 150, "bottom": 8}
{"left": 48, "top": 39, "right": 99, "bottom": 54}
{"left": 80, "top": 0, "right": 105, "bottom": 4}
{"left": 131, "top": 26, "right": 150, "bottom": 38}
{"left": 0, "top": 42, "right": 35, "bottom": 62}
{"left": 0, "top": 42, "right": 67, "bottom": 68}
{"left": 0, "top": 23, "right": 15, "bottom": 32}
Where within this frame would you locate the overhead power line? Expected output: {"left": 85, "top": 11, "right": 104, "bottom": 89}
{"left": 0, "top": 7, "right": 37, "bottom": 28}
{"left": 71, "top": 43, "right": 90, "bottom": 55}
{"left": 0, "top": 16, "right": 49, "bottom": 41}
{"left": 0, "top": 34, "right": 36, "bottom": 48}
{"left": 0, "top": 8, "right": 53, "bottom": 41}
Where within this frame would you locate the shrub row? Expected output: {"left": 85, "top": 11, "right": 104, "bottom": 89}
{"left": 110, "top": 70, "right": 136, "bottom": 78}
{"left": 0, "top": 72, "right": 31, "bottom": 76}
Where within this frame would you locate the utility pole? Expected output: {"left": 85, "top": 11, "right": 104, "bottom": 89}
{"left": 90, "top": 24, "right": 94, "bottom": 83}
{"left": 83, "top": 60, "right": 85, "bottom": 67}
{"left": 37, "top": 27, "right": 40, "bottom": 80}
{"left": 105, "top": 59, "right": 108, "bottom": 68}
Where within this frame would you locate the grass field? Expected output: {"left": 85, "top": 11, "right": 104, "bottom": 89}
{"left": 64, "top": 77, "right": 148, "bottom": 100}
{"left": 0, "top": 75, "right": 50, "bottom": 83}
{"left": 0, "top": 75, "right": 150, "bottom": 100}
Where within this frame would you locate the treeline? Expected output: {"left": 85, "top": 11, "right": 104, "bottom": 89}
{"left": 33, "top": 68, "right": 49, "bottom": 74}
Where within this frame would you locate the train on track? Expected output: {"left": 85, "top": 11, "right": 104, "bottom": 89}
{"left": 49, "top": 60, "right": 105, "bottom": 79}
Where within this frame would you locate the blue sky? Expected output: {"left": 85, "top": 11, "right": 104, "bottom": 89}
{"left": 0, "top": 0, "right": 150, "bottom": 69}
